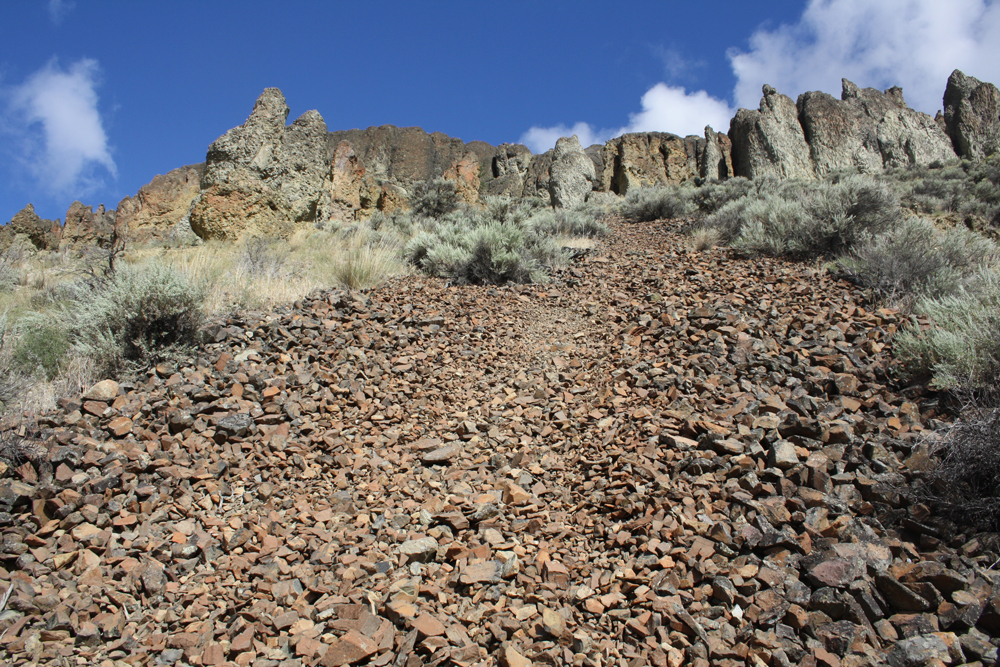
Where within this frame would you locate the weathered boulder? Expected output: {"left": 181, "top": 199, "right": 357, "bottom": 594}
{"left": 59, "top": 201, "right": 117, "bottom": 251}
{"left": 698, "top": 126, "right": 733, "bottom": 181}
{"left": 189, "top": 88, "right": 332, "bottom": 240}
{"left": 730, "top": 85, "right": 815, "bottom": 180}
{"left": 115, "top": 164, "right": 204, "bottom": 242}
{"left": 943, "top": 69, "right": 1000, "bottom": 160}
{"left": 549, "top": 135, "right": 597, "bottom": 208}
{"left": 6, "top": 204, "right": 60, "bottom": 250}
{"left": 599, "top": 132, "right": 702, "bottom": 195}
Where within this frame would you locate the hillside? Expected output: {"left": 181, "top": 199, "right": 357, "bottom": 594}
{"left": 0, "top": 218, "right": 995, "bottom": 667}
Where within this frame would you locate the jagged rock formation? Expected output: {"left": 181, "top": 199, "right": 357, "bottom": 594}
{"left": 115, "top": 163, "right": 204, "bottom": 243}
{"left": 59, "top": 201, "right": 117, "bottom": 251}
{"left": 944, "top": 69, "right": 1000, "bottom": 160}
{"left": 189, "top": 89, "right": 333, "bottom": 240}
{"left": 732, "top": 80, "right": 959, "bottom": 180}
{"left": 3, "top": 204, "right": 60, "bottom": 250}
{"left": 730, "top": 85, "right": 816, "bottom": 180}
{"left": 549, "top": 135, "right": 597, "bottom": 208}
{"left": 599, "top": 132, "right": 703, "bottom": 194}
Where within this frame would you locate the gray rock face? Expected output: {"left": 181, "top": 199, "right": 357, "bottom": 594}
{"left": 837, "top": 81, "right": 955, "bottom": 170}
{"left": 730, "top": 85, "right": 815, "bottom": 180}
{"left": 189, "top": 88, "right": 333, "bottom": 240}
{"left": 943, "top": 69, "right": 1000, "bottom": 160}
{"left": 548, "top": 135, "right": 597, "bottom": 208}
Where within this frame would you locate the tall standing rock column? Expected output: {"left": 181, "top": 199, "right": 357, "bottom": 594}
{"left": 549, "top": 135, "right": 597, "bottom": 208}
{"left": 189, "top": 88, "right": 332, "bottom": 240}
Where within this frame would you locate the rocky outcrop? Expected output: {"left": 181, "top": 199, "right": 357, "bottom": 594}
{"left": 943, "top": 69, "right": 1000, "bottom": 160}
{"left": 699, "top": 126, "right": 733, "bottom": 181}
{"left": 327, "top": 125, "right": 497, "bottom": 207}
{"left": 189, "top": 88, "right": 332, "bottom": 240}
{"left": 327, "top": 141, "right": 381, "bottom": 224}
{"left": 485, "top": 143, "right": 534, "bottom": 198}
{"left": 599, "top": 132, "right": 703, "bottom": 194}
{"left": 730, "top": 85, "right": 815, "bottom": 180}
{"left": 59, "top": 202, "right": 117, "bottom": 251}
{"left": 5, "top": 204, "right": 60, "bottom": 250}
{"left": 548, "top": 135, "right": 597, "bottom": 208}
{"left": 115, "top": 163, "right": 204, "bottom": 242}
{"left": 732, "top": 80, "right": 958, "bottom": 180}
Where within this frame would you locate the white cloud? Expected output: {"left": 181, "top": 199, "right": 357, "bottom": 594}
{"left": 521, "top": 0, "right": 1000, "bottom": 154}
{"left": 520, "top": 85, "right": 734, "bottom": 153}
{"left": 47, "top": 0, "right": 75, "bottom": 25}
{"left": 2, "top": 58, "right": 116, "bottom": 195}
{"left": 729, "top": 0, "right": 1000, "bottom": 114}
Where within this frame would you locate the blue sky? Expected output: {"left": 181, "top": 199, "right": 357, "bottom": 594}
{"left": 2, "top": 0, "right": 999, "bottom": 223}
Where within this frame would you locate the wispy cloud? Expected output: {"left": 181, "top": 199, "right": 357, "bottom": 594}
{"left": 730, "top": 0, "right": 1000, "bottom": 114}
{"left": 521, "top": 0, "right": 1000, "bottom": 153}
{"left": 47, "top": 0, "right": 75, "bottom": 25}
{"left": 1, "top": 58, "right": 116, "bottom": 196}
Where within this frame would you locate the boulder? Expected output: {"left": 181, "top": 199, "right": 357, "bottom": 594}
{"left": 189, "top": 88, "right": 333, "bottom": 240}
{"left": 943, "top": 69, "right": 1000, "bottom": 160}
{"left": 698, "top": 126, "right": 733, "bottom": 181}
{"left": 549, "top": 135, "right": 597, "bottom": 208}
{"left": 599, "top": 132, "right": 702, "bottom": 195}
{"left": 6, "top": 204, "right": 60, "bottom": 250}
{"left": 730, "top": 84, "right": 815, "bottom": 180}
{"left": 59, "top": 202, "right": 117, "bottom": 251}
{"left": 115, "top": 164, "right": 205, "bottom": 243}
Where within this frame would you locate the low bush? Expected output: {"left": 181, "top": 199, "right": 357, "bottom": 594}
{"left": 411, "top": 178, "right": 460, "bottom": 218}
{"left": 70, "top": 261, "right": 205, "bottom": 376}
{"left": 840, "top": 218, "right": 998, "bottom": 301}
{"left": 402, "top": 195, "right": 606, "bottom": 284}
{"left": 893, "top": 267, "right": 1000, "bottom": 389}
{"left": 13, "top": 316, "right": 69, "bottom": 380}
{"left": 620, "top": 185, "right": 695, "bottom": 222}
{"left": 920, "top": 383, "right": 1000, "bottom": 529}
{"left": 693, "top": 177, "right": 754, "bottom": 214}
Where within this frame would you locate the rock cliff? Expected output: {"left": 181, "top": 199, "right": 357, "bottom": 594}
{"left": 549, "top": 135, "right": 597, "bottom": 207}
{"left": 115, "top": 163, "right": 204, "bottom": 243}
{"left": 189, "top": 88, "right": 333, "bottom": 240}
{"left": 943, "top": 69, "right": 1000, "bottom": 160}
